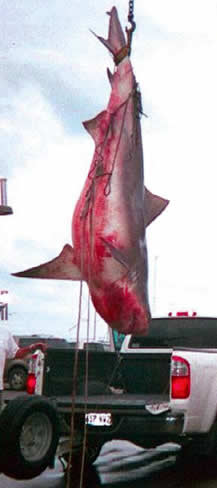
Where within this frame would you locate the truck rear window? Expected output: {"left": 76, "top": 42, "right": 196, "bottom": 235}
{"left": 129, "top": 317, "right": 217, "bottom": 349}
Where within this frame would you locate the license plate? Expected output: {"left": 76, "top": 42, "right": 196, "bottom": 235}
{"left": 85, "top": 412, "right": 112, "bottom": 426}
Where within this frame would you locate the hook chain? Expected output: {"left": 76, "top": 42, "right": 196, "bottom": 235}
{"left": 126, "top": 0, "right": 136, "bottom": 56}
{"left": 128, "top": 0, "right": 135, "bottom": 24}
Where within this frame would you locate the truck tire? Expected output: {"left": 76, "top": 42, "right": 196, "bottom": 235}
{"left": 0, "top": 395, "right": 60, "bottom": 479}
{"left": 8, "top": 366, "right": 27, "bottom": 390}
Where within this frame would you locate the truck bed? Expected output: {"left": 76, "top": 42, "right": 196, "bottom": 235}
{"left": 43, "top": 348, "right": 171, "bottom": 396}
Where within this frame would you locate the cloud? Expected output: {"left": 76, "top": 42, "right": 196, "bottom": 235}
{"left": 142, "top": 0, "right": 217, "bottom": 40}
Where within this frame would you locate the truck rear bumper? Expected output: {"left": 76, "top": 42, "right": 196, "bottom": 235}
{"left": 56, "top": 395, "right": 185, "bottom": 448}
{"left": 84, "top": 411, "right": 185, "bottom": 448}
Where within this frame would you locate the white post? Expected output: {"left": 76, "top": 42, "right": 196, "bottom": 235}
{"left": 0, "top": 178, "right": 13, "bottom": 215}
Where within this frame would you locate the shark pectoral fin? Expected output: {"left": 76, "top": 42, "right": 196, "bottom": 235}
{"left": 83, "top": 111, "right": 107, "bottom": 143}
{"left": 101, "top": 238, "right": 130, "bottom": 270}
{"left": 12, "top": 244, "right": 82, "bottom": 281}
{"left": 144, "top": 187, "right": 169, "bottom": 227}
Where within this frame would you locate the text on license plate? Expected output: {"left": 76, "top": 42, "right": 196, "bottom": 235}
{"left": 85, "top": 413, "right": 112, "bottom": 426}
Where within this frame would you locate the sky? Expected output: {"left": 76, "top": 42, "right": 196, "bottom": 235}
{"left": 1, "top": 0, "right": 217, "bottom": 340}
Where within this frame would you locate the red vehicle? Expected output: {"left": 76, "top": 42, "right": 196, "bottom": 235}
{"left": 4, "top": 335, "right": 70, "bottom": 390}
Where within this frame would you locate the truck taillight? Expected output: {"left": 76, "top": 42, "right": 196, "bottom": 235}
{"left": 171, "top": 355, "right": 190, "bottom": 399}
{"left": 26, "top": 373, "right": 36, "bottom": 394}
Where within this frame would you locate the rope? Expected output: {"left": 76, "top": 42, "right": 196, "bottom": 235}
{"left": 66, "top": 217, "right": 86, "bottom": 488}
{"left": 79, "top": 295, "right": 90, "bottom": 488}
{"left": 66, "top": 278, "right": 83, "bottom": 488}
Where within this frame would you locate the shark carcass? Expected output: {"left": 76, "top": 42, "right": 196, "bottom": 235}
{"left": 13, "top": 7, "right": 169, "bottom": 335}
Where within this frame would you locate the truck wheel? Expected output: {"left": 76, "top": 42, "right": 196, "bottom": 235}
{"left": 0, "top": 395, "right": 60, "bottom": 479}
{"left": 8, "top": 366, "right": 27, "bottom": 390}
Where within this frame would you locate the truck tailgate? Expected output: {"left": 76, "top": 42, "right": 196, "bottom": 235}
{"left": 56, "top": 393, "right": 170, "bottom": 413}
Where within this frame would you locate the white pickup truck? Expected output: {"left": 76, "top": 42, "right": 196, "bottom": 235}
{"left": 27, "top": 314, "right": 217, "bottom": 462}
{"left": 120, "top": 314, "right": 217, "bottom": 457}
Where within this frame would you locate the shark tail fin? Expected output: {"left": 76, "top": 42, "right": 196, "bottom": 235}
{"left": 91, "top": 7, "right": 127, "bottom": 59}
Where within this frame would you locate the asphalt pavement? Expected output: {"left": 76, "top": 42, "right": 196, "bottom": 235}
{"left": 0, "top": 459, "right": 65, "bottom": 487}
{"left": 0, "top": 441, "right": 180, "bottom": 487}
{"left": 1, "top": 442, "right": 217, "bottom": 488}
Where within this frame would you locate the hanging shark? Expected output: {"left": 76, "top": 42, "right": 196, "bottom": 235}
{"left": 13, "top": 7, "right": 169, "bottom": 335}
